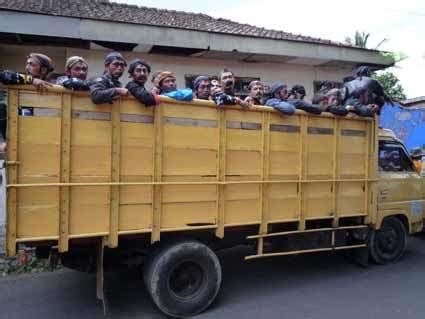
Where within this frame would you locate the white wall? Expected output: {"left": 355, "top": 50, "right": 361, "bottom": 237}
{"left": 1, "top": 44, "right": 351, "bottom": 101}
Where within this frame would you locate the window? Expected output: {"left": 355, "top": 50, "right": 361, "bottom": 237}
{"left": 184, "top": 74, "right": 260, "bottom": 98}
{"left": 379, "top": 142, "right": 415, "bottom": 172}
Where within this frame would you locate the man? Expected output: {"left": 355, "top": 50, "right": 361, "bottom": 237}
{"left": 126, "top": 59, "right": 159, "bottom": 107}
{"left": 324, "top": 89, "right": 349, "bottom": 116}
{"left": 244, "top": 80, "right": 264, "bottom": 105}
{"left": 156, "top": 71, "right": 193, "bottom": 101}
{"left": 89, "top": 52, "right": 128, "bottom": 104}
{"left": 193, "top": 76, "right": 211, "bottom": 100}
{"left": 343, "top": 66, "right": 390, "bottom": 114}
{"left": 324, "top": 87, "right": 378, "bottom": 117}
{"left": 286, "top": 84, "right": 321, "bottom": 114}
{"left": 214, "top": 69, "right": 249, "bottom": 109}
{"left": 56, "top": 56, "right": 92, "bottom": 91}
{"left": 265, "top": 83, "right": 296, "bottom": 115}
{"left": 0, "top": 53, "right": 54, "bottom": 91}
{"left": 288, "top": 85, "right": 306, "bottom": 100}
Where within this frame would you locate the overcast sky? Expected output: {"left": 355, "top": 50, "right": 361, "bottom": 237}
{"left": 118, "top": 0, "right": 425, "bottom": 98}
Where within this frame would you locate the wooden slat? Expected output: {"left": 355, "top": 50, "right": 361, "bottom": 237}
{"left": 257, "top": 112, "right": 270, "bottom": 255}
{"left": 298, "top": 115, "right": 308, "bottom": 231}
{"left": 332, "top": 118, "right": 339, "bottom": 227}
{"left": 6, "top": 89, "right": 19, "bottom": 256}
{"left": 59, "top": 93, "right": 72, "bottom": 252}
{"left": 108, "top": 100, "right": 121, "bottom": 248}
{"left": 151, "top": 104, "right": 163, "bottom": 243}
{"left": 216, "top": 109, "right": 226, "bottom": 238}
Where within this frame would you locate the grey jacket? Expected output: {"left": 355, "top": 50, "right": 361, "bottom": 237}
{"left": 89, "top": 73, "right": 121, "bottom": 104}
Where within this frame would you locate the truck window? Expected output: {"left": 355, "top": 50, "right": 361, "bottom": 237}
{"left": 379, "top": 142, "right": 415, "bottom": 172}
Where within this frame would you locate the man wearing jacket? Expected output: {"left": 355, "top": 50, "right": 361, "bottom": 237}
{"left": 0, "top": 52, "right": 54, "bottom": 91}
{"left": 56, "top": 56, "right": 93, "bottom": 91}
{"left": 265, "top": 83, "right": 296, "bottom": 115}
{"left": 126, "top": 59, "right": 159, "bottom": 106}
{"left": 89, "top": 52, "right": 128, "bottom": 104}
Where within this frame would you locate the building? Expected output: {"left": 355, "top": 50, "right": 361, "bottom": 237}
{"left": 401, "top": 97, "right": 425, "bottom": 109}
{"left": 0, "top": 0, "right": 393, "bottom": 99}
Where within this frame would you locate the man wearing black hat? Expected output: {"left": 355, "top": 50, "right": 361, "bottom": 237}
{"left": 286, "top": 84, "right": 321, "bottom": 114}
{"left": 193, "top": 76, "right": 211, "bottom": 100}
{"left": 126, "top": 59, "right": 158, "bottom": 106}
{"left": 89, "top": 52, "right": 128, "bottom": 104}
{"left": 265, "top": 83, "right": 296, "bottom": 115}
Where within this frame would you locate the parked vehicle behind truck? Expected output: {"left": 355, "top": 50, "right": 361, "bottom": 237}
{"left": 2, "top": 85, "right": 424, "bottom": 317}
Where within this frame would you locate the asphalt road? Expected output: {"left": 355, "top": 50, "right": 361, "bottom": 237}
{"left": 1, "top": 234, "right": 425, "bottom": 319}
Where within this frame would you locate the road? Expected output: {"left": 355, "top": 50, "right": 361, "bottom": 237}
{"left": 1, "top": 234, "right": 425, "bottom": 319}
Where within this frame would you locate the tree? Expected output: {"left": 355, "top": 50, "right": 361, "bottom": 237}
{"left": 345, "top": 31, "right": 388, "bottom": 49}
{"left": 345, "top": 31, "right": 370, "bottom": 48}
{"left": 373, "top": 71, "right": 407, "bottom": 101}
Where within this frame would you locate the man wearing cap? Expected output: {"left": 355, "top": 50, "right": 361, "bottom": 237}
{"left": 244, "top": 80, "right": 264, "bottom": 105}
{"left": 126, "top": 59, "right": 159, "bottom": 106}
{"left": 288, "top": 85, "right": 306, "bottom": 100}
{"left": 193, "top": 76, "right": 211, "bottom": 100}
{"left": 265, "top": 83, "right": 296, "bottom": 115}
{"left": 213, "top": 69, "right": 249, "bottom": 109}
{"left": 155, "top": 71, "right": 193, "bottom": 101}
{"left": 56, "top": 56, "right": 92, "bottom": 91}
{"left": 0, "top": 53, "right": 54, "bottom": 91}
{"left": 89, "top": 52, "right": 128, "bottom": 104}
{"left": 285, "top": 84, "right": 321, "bottom": 114}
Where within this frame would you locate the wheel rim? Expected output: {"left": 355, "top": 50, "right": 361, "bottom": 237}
{"left": 169, "top": 261, "right": 205, "bottom": 300}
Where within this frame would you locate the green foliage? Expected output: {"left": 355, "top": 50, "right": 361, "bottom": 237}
{"left": 345, "top": 31, "right": 370, "bottom": 48}
{"left": 373, "top": 71, "right": 407, "bottom": 101}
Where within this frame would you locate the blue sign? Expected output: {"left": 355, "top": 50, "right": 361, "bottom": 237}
{"left": 380, "top": 103, "right": 425, "bottom": 151}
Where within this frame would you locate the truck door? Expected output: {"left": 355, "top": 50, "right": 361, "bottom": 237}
{"left": 378, "top": 140, "right": 424, "bottom": 231}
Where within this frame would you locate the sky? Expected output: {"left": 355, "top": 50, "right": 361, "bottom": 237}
{"left": 117, "top": 0, "right": 425, "bottom": 98}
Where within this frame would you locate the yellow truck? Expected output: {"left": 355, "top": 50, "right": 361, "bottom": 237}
{"left": 2, "top": 86, "right": 424, "bottom": 317}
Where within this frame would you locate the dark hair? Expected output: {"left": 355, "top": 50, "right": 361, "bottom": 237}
{"left": 218, "top": 69, "right": 234, "bottom": 80}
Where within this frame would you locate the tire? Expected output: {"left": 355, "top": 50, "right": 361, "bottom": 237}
{"left": 143, "top": 241, "right": 222, "bottom": 318}
{"left": 370, "top": 217, "right": 407, "bottom": 264}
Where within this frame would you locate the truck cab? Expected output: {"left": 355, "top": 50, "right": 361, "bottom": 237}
{"left": 377, "top": 129, "right": 424, "bottom": 235}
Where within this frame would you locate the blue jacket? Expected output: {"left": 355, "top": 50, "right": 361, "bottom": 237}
{"left": 265, "top": 98, "right": 296, "bottom": 115}
{"left": 162, "top": 89, "right": 193, "bottom": 101}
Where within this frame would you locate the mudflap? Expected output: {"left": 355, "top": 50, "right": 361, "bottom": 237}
{"left": 96, "top": 237, "right": 107, "bottom": 315}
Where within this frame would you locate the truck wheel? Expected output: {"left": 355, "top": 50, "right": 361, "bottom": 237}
{"left": 144, "top": 241, "right": 222, "bottom": 318}
{"left": 370, "top": 217, "right": 407, "bottom": 264}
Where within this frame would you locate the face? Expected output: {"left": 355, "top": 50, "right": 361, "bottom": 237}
{"left": 67, "top": 62, "right": 88, "bottom": 80}
{"left": 25, "top": 57, "right": 42, "bottom": 78}
{"left": 196, "top": 80, "right": 211, "bottom": 99}
{"left": 295, "top": 91, "right": 305, "bottom": 100}
{"left": 219, "top": 72, "right": 235, "bottom": 90}
{"left": 132, "top": 64, "right": 150, "bottom": 84}
{"left": 250, "top": 84, "right": 264, "bottom": 100}
{"left": 161, "top": 76, "right": 177, "bottom": 92}
{"left": 278, "top": 87, "right": 288, "bottom": 100}
{"left": 318, "top": 96, "right": 329, "bottom": 108}
{"left": 107, "top": 59, "right": 126, "bottom": 79}
{"left": 328, "top": 95, "right": 339, "bottom": 106}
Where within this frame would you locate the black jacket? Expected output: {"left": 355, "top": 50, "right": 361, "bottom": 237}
{"left": 56, "top": 76, "right": 93, "bottom": 91}
{"left": 89, "top": 73, "right": 121, "bottom": 104}
{"left": 344, "top": 76, "right": 389, "bottom": 107}
{"left": 126, "top": 80, "right": 158, "bottom": 106}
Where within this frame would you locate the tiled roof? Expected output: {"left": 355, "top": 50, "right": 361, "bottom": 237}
{"left": 0, "top": 0, "right": 356, "bottom": 48}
